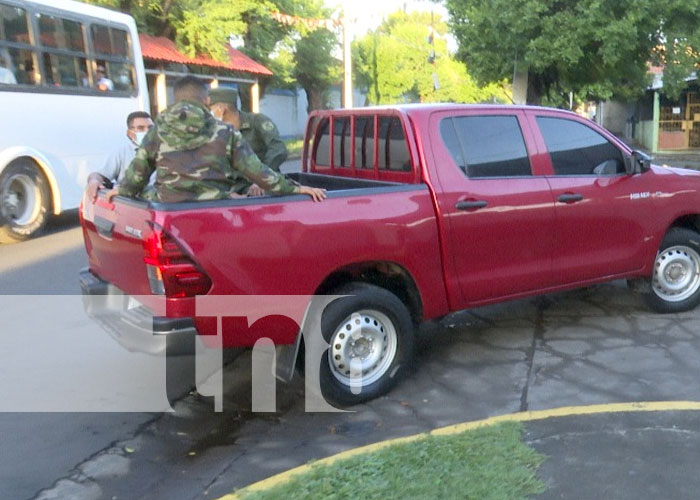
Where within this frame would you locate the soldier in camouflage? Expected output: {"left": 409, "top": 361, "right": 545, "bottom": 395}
{"left": 209, "top": 87, "right": 288, "bottom": 196}
{"left": 110, "top": 76, "right": 325, "bottom": 203}
{"left": 209, "top": 87, "right": 287, "bottom": 169}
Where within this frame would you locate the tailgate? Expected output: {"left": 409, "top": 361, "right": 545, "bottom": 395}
{"left": 80, "top": 192, "right": 154, "bottom": 296}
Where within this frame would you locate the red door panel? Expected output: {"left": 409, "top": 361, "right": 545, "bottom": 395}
{"left": 428, "top": 110, "right": 555, "bottom": 307}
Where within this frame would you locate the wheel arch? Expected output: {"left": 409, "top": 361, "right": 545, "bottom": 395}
{"left": 0, "top": 147, "right": 61, "bottom": 215}
{"left": 668, "top": 214, "right": 700, "bottom": 234}
{"left": 314, "top": 261, "right": 424, "bottom": 325}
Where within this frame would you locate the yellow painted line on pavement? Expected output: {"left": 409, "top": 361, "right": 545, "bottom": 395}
{"left": 217, "top": 400, "right": 700, "bottom": 499}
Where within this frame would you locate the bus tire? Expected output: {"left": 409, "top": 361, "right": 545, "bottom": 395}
{"left": 0, "top": 159, "right": 51, "bottom": 243}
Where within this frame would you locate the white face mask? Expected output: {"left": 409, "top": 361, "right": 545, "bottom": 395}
{"left": 133, "top": 131, "right": 148, "bottom": 145}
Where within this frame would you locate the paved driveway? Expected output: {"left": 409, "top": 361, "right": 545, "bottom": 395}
{"left": 33, "top": 280, "right": 700, "bottom": 500}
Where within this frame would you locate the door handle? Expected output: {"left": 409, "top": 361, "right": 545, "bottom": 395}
{"left": 557, "top": 193, "right": 584, "bottom": 203}
{"left": 456, "top": 200, "right": 488, "bottom": 210}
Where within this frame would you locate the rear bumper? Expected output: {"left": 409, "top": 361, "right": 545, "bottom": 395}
{"left": 79, "top": 268, "right": 197, "bottom": 356}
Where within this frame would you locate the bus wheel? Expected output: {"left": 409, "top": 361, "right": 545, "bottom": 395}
{"left": 0, "top": 159, "right": 51, "bottom": 243}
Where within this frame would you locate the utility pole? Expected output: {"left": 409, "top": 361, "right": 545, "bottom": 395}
{"left": 342, "top": 6, "right": 352, "bottom": 108}
{"left": 428, "top": 10, "right": 439, "bottom": 91}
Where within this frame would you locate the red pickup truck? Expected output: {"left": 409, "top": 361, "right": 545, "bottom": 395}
{"left": 80, "top": 104, "right": 700, "bottom": 406}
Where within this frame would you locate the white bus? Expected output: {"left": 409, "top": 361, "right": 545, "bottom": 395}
{"left": 0, "top": 0, "right": 148, "bottom": 242}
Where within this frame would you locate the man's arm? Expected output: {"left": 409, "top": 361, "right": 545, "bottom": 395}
{"left": 256, "top": 114, "right": 288, "bottom": 171}
{"left": 117, "top": 131, "right": 157, "bottom": 198}
{"left": 85, "top": 144, "right": 127, "bottom": 201}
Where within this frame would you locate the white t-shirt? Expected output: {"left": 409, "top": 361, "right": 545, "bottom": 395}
{"left": 97, "top": 76, "right": 114, "bottom": 91}
{"left": 0, "top": 67, "right": 17, "bottom": 84}
{"left": 101, "top": 135, "right": 138, "bottom": 183}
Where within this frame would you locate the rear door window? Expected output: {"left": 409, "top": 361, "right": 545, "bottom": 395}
{"left": 536, "top": 117, "right": 625, "bottom": 176}
{"left": 440, "top": 115, "right": 531, "bottom": 177}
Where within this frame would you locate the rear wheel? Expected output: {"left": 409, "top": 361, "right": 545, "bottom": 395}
{"left": 319, "top": 283, "right": 414, "bottom": 407}
{"left": 0, "top": 159, "right": 50, "bottom": 243}
{"left": 643, "top": 228, "right": 700, "bottom": 313}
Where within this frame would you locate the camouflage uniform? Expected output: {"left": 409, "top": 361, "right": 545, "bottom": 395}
{"left": 238, "top": 111, "right": 288, "bottom": 171}
{"left": 118, "top": 101, "right": 298, "bottom": 203}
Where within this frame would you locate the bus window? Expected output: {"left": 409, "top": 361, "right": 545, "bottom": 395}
{"left": 38, "top": 14, "right": 85, "bottom": 52}
{"left": 43, "top": 52, "right": 89, "bottom": 87}
{"left": 0, "top": 4, "right": 30, "bottom": 44}
{"left": 91, "top": 24, "right": 134, "bottom": 91}
{"left": 37, "top": 14, "right": 89, "bottom": 88}
{"left": 0, "top": 4, "right": 35, "bottom": 85}
{"left": 108, "top": 61, "right": 134, "bottom": 91}
{"left": 1, "top": 48, "right": 38, "bottom": 85}
{"left": 91, "top": 24, "right": 130, "bottom": 57}
{"left": 111, "top": 28, "right": 129, "bottom": 57}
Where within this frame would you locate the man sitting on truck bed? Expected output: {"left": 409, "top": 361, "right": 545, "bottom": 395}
{"left": 108, "top": 76, "right": 325, "bottom": 203}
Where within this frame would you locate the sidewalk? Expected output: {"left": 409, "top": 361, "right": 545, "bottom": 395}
{"left": 623, "top": 138, "right": 700, "bottom": 170}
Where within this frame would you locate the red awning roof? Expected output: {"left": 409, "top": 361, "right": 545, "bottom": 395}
{"left": 138, "top": 34, "right": 273, "bottom": 76}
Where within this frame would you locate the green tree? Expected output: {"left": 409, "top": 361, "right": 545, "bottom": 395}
{"left": 445, "top": 0, "right": 700, "bottom": 105}
{"left": 353, "top": 11, "right": 508, "bottom": 105}
{"left": 294, "top": 28, "right": 342, "bottom": 111}
{"left": 87, "top": 0, "right": 342, "bottom": 110}
{"left": 85, "top": 0, "right": 293, "bottom": 61}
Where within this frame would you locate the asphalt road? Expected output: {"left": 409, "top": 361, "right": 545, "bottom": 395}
{"left": 0, "top": 212, "right": 164, "bottom": 500}
{"left": 5, "top": 157, "right": 700, "bottom": 500}
{"left": 0, "top": 159, "right": 303, "bottom": 500}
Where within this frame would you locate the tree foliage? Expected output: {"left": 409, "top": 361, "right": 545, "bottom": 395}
{"left": 353, "top": 11, "right": 509, "bottom": 105}
{"left": 294, "top": 29, "right": 342, "bottom": 111}
{"left": 84, "top": 0, "right": 321, "bottom": 62}
{"left": 445, "top": 0, "right": 700, "bottom": 105}
{"left": 85, "top": 0, "right": 343, "bottom": 110}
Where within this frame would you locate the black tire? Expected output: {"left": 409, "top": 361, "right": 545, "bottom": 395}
{"left": 643, "top": 228, "right": 700, "bottom": 313}
{"left": 0, "top": 159, "right": 50, "bottom": 243}
{"left": 318, "top": 282, "right": 414, "bottom": 407}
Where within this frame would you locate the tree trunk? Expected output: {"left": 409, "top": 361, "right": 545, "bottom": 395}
{"left": 526, "top": 72, "right": 547, "bottom": 105}
{"left": 305, "top": 87, "right": 326, "bottom": 113}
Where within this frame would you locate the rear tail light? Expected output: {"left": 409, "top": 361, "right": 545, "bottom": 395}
{"left": 143, "top": 227, "right": 212, "bottom": 297}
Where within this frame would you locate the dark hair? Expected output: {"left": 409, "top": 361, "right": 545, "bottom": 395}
{"left": 126, "top": 111, "right": 151, "bottom": 128}
{"left": 173, "top": 75, "right": 208, "bottom": 103}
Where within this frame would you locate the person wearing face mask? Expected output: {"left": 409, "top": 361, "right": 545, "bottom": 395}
{"left": 86, "top": 111, "right": 153, "bottom": 202}
{"left": 108, "top": 76, "right": 325, "bottom": 203}
{"left": 208, "top": 87, "right": 288, "bottom": 196}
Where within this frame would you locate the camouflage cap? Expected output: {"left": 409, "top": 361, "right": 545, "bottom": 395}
{"left": 209, "top": 87, "right": 238, "bottom": 107}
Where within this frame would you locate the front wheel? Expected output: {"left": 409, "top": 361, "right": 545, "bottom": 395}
{"left": 643, "top": 228, "right": 700, "bottom": 313}
{"left": 319, "top": 283, "right": 414, "bottom": 407}
{"left": 0, "top": 159, "right": 50, "bottom": 243}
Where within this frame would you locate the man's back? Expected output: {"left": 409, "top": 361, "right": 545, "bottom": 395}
{"left": 126, "top": 101, "right": 235, "bottom": 202}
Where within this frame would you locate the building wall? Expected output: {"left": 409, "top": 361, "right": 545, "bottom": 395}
{"left": 635, "top": 120, "right": 656, "bottom": 151}
{"left": 598, "top": 101, "right": 635, "bottom": 137}
{"left": 260, "top": 86, "right": 367, "bottom": 138}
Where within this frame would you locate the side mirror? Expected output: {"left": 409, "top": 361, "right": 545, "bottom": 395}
{"left": 627, "top": 150, "right": 652, "bottom": 174}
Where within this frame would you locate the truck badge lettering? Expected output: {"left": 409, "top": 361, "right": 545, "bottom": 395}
{"left": 629, "top": 192, "right": 651, "bottom": 200}
{"left": 125, "top": 225, "right": 142, "bottom": 239}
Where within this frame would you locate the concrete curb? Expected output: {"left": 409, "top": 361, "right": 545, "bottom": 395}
{"left": 216, "top": 401, "right": 700, "bottom": 499}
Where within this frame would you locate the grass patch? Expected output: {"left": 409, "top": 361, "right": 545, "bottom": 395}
{"left": 284, "top": 137, "right": 303, "bottom": 157}
{"left": 236, "top": 421, "right": 546, "bottom": 500}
